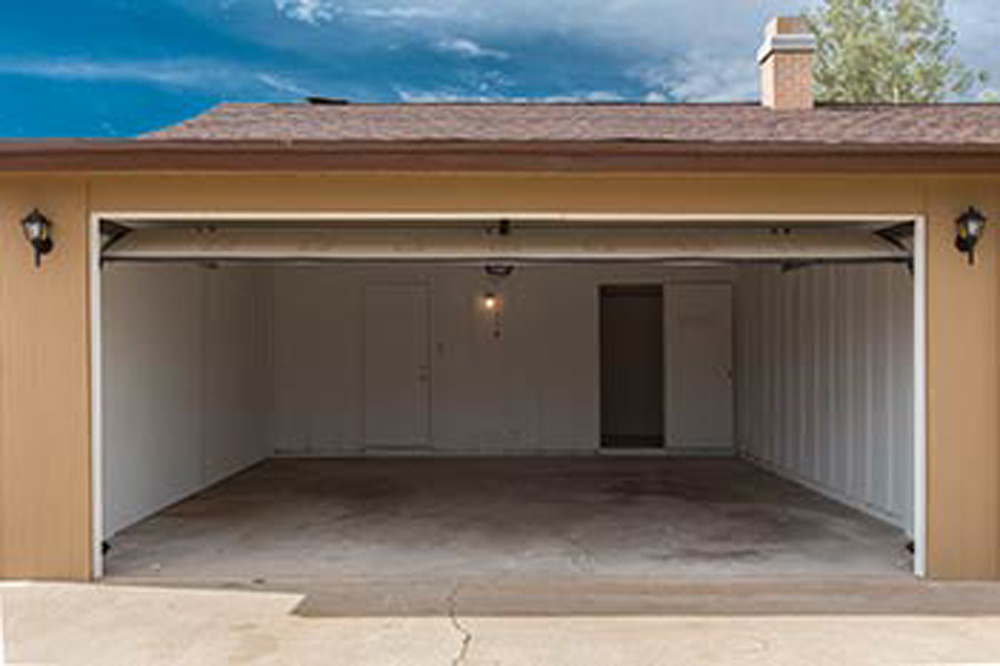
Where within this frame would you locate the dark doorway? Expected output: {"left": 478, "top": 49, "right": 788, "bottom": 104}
{"left": 599, "top": 285, "right": 664, "bottom": 450}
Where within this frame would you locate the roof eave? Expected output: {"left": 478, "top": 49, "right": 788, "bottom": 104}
{"left": 0, "top": 139, "right": 999, "bottom": 173}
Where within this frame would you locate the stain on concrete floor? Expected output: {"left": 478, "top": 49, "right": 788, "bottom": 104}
{"left": 105, "top": 457, "right": 911, "bottom": 582}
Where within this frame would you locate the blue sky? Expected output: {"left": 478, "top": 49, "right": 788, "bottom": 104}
{"left": 0, "top": 0, "right": 996, "bottom": 138}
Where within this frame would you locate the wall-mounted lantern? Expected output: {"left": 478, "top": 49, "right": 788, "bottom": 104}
{"left": 21, "top": 209, "right": 54, "bottom": 268}
{"left": 955, "top": 206, "right": 987, "bottom": 266}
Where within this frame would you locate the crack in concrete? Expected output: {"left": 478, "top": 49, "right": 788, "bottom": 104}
{"left": 447, "top": 583, "right": 473, "bottom": 666}
{"left": 563, "top": 533, "right": 595, "bottom": 574}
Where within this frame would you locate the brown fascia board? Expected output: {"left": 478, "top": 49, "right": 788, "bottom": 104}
{"left": 0, "top": 139, "right": 999, "bottom": 173}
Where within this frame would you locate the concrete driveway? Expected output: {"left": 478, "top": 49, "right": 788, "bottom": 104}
{"left": 5, "top": 578, "right": 1000, "bottom": 665}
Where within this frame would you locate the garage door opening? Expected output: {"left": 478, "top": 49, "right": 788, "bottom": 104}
{"left": 90, "top": 214, "right": 924, "bottom": 582}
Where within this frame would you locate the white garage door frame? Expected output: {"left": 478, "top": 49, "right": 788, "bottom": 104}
{"left": 87, "top": 210, "right": 928, "bottom": 579}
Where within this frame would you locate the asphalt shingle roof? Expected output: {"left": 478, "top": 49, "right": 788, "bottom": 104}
{"left": 143, "top": 102, "right": 1000, "bottom": 146}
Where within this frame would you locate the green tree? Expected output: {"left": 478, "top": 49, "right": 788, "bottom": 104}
{"left": 806, "top": 0, "right": 986, "bottom": 103}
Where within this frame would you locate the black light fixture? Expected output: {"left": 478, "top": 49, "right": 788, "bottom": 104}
{"left": 21, "top": 209, "right": 54, "bottom": 268}
{"left": 484, "top": 264, "right": 515, "bottom": 278}
{"left": 955, "top": 206, "right": 987, "bottom": 266}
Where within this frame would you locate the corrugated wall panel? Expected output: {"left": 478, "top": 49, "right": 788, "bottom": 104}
{"left": 736, "top": 264, "right": 914, "bottom": 532}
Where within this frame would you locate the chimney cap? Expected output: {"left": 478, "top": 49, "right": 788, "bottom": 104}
{"left": 757, "top": 16, "right": 816, "bottom": 65}
{"left": 766, "top": 16, "right": 810, "bottom": 37}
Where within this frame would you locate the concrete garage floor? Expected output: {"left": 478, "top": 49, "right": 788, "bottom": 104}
{"left": 105, "top": 458, "right": 911, "bottom": 582}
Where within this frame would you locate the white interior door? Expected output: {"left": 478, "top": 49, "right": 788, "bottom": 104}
{"left": 364, "top": 284, "right": 430, "bottom": 448}
{"left": 665, "top": 283, "right": 733, "bottom": 450}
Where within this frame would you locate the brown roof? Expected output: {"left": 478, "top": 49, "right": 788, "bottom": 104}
{"left": 143, "top": 102, "right": 1000, "bottom": 146}
{"left": 4, "top": 102, "right": 1000, "bottom": 173}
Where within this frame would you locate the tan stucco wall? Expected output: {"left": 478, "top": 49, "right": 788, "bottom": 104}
{"left": 0, "top": 177, "right": 91, "bottom": 579}
{"left": 1, "top": 172, "right": 998, "bottom": 580}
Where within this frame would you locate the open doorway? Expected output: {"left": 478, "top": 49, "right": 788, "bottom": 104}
{"left": 599, "top": 285, "right": 664, "bottom": 450}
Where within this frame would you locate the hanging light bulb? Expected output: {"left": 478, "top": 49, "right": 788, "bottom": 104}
{"left": 481, "top": 292, "right": 504, "bottom": 340}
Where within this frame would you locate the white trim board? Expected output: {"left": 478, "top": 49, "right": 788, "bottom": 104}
{"left": 89, "top": 212, "right": 105, "bottom": 579}
{"left": 97, "top": 211, "right": 920, "bottom": 226}
{"left": 912, "top": 214, "right": 928, "bottom": 577}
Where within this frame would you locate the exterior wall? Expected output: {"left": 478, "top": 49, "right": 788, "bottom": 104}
{"left": 735, "top": 264, "right": 914, "bottom": 532}
{"left": 0, "top": 172, "right": 998, "bottom": 579}
{"left": 0, "top": 177, "right": 91, "bottom": 579}
{"left": 925, "top": 181, "right": 1000, "bottom": 578}
{"left": 271, "top": 264, "right": 730, "bottom": 455}
{"left": 102, "top": 264, "right": 271, "bottom": 537}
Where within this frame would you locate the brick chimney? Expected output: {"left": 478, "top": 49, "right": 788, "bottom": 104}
{"left": 758, "top": 16, "right": 816, "bottom": 110}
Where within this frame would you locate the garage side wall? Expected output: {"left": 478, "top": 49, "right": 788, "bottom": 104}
{"left": 101, "top": 264, "right": 271, "bottom": 537}
{"left": 735, "top": 264, "right": 915, "bottom": 531}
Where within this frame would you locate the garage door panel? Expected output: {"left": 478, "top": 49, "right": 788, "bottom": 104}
{"left": 103, "top": 224, "right": 910, "bottom": 263}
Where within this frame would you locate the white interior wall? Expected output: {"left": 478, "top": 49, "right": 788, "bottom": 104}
{"left": 735, "top": 264, "right": 914, "bottom": 531}
{"left": 102, "top": 258, "right": 914, "bottom": 535}
{"left": 102, "top": 264, "right": 271, "bottom": 537}
{"left": 270, "top": 265, "right": 733, "bottom": 454}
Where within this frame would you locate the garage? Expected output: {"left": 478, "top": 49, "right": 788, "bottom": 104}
{"left": 92, "top": 213, "right": 922, "bottom": 581}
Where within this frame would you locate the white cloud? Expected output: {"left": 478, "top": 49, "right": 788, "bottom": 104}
{"left": 947, "top": 0, "right": 1000, "bottom": 92}
{"left": 0, "top": 58, "right": 305, "bottom": 95}
{"left": 314, "top": 0, "right": 808, "bottom": 52}
{"left": 275, "top": 0, "right": 444, "bottom": 23}
{"left": 0, "top": 59, "right": 226, "bottom": 87}
{"left": 396, "top": 88, "right": 624, "bottom": 103}
{"left": 255, "top": 72, "right": 310, "bottom": 96}
{"left": 638, "top": 50, "right": 759, "bottom": 103}
{"left": 435, "top": 38, "right": 509, "bottom": 60}
{"left": 274, "top": 0, "right": 334, "bottom": 24}
{"left": 274, "top": 0, "right": 810, "bottom": 100}
{"left": 266, "top": 0, "right": 996, "bottom": 101}
{"left": 353, "top": 6, "right": 444, "bottom": 20}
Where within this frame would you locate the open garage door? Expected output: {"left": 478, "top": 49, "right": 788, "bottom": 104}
{"left": 101, "top": 216, "right": 912, "bottom": 265}
{"left": 92, "top": 212, "right": 923, "bottom": 583}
